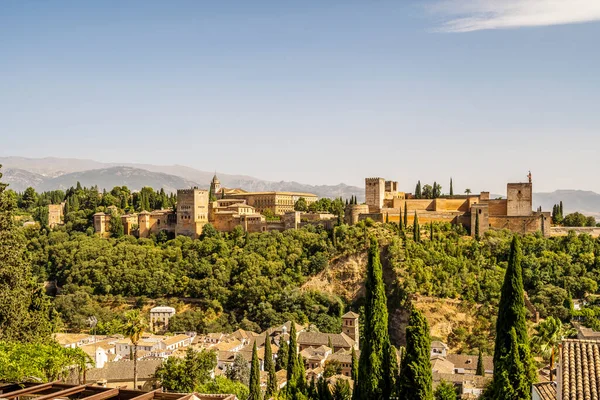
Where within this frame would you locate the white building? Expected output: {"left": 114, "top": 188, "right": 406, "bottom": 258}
{"left": 149, "top": 306, "right": 176, "bottom": 333}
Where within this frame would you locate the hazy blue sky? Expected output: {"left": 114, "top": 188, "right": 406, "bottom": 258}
{"left": 1, "top": 0, "right": 599, "bottom": 194}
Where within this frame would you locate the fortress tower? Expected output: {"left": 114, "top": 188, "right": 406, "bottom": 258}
{"left": 365, "top": 177, "right": 385, "bottom": 213}
{"left": 176, "top": 188, "right": 209, "bottom": 239}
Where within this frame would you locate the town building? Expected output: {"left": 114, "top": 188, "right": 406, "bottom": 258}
{"left": 48, "top": 203, "right": 64, "bottom": 228}
{"left": 149, "top": 306, "right": 176, "bottom": 333}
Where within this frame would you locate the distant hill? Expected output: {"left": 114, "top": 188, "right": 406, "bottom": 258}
{"left": 533, "top": 190, "right": 600, "bottom": 218}
{"left": 0, "top": 156, "right": 364, "bottom": 199}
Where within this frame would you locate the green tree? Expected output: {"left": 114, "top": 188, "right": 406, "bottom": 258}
{"left": 332, "top": 379, "right": 351, "bottom": 400}
{"left": 109, "top": 213, "right": 124, "bottom": 238}
{"left": 464, "top": 188, "right": 472, "bottom": 195}
{"left": 285, "top": 322, "right": 306, "bottom": 397}
{"left": 430, "top": 222, "right": 434, "bottom": 241}
{"left": 475, "top": 212, "right": 480, "bottom": 240}
{"left": 413, "top": 212, "right": 420, "bottom": 243}
{"left": 20, "top": 187, "right": 38, "bottom": 210}
{"left": 422, "top": 184, "right": 433, "bottom": 199}
{"left": 123, "top": 309, "right": 147, "bottom": 389}
{"left": 276, "top": 337, "right": 289, "bottom": 371}
{"left": 155, "top": 348, "right": 216, "bottom": 392}
{"left": 486, "top": 235, "right": 535, "bottom": 400}
{"left": 398, "top": 207, "right": 404, "bottom": 231}
{"left": 531, "top": 316, "right": 574, "bottom": 381}
{"left": 476, "top": 349, "right": 485, "bottom": 376}
{"left": 295, "top": 197, "right": 308, "bottom": 212}
{"left": 355, "top": 238, "right": 392, "bottom": 399}
{"left": 226, "top": 353, "right": 250, "bottom": 385}
{"left": 248, "top": 342, "right": 261, "bottom": 400}
{"left": 264, "top": 336, "right": 278, "bottom": 398}
{"left": 434, "top": 381, "right": 457, "bottom": 400}
{"left": 415, "top": 181, "right": 422, "bottom": 199}
{"left": 0, "top": 166, "right": 52, "bottom": 343}
{"left": 351, "top": 347, "right": 358, "bottom": 383}
{"left": 196, "top": 376, "right": 249, "bottom": 400}
{"left": 398, "top": 308, "right": 432, "bottom": 400}
{"left": 404, "top": 202, "right": 408, "bottom": 227}
{"left": 449, "top": 178, "right": 454, "bottom": 196}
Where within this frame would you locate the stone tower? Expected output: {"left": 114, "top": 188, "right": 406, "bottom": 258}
{"left": 365, "top": 177, "right": 385, "bottom": 213}
{"left": 210, "top": 174, "right": 221, "bottom": 200}
{"left": 175, "top": 188, "right": 209, "bottom": 239}
{"left": 341, "top": 311, "right": 360, "bottom": 349}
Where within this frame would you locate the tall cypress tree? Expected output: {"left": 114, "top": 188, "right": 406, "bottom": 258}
{"left": 398, "top": 207, "right": 404, "bottom": 232}
{"left": 415, "top": 181, "right": 422, "bottom": 199}
{"left": 430, "top": 222, "right": 434, "bottom": 241}
{"left": 398, "top": 309, "right": 432, "bottom": 400}
{"left": 404, "top": 203, "right": 408, "bottom": 227}
{"left": 413, "top": 212, "right": 420, "bottom": 243}
{"left": 248, "top": 342, "right": 261, "bottom": 400}
{"left": 285, "top": 322, "right": 306, "bottom": 397}
{"left": 276, "top": 338, "right": 289, "bottom": 371}
{"left": 433, "top": 181, "right": 438, "bottom": 199}
{"left": 355, "top": 238, "right": 392, "bottom": 400}
{"left": 476, "top": 349, "right": 485, "bottom": 376}
{"left": 559, "top": 201, "right": 563, "bottom": 217}
{"left": 450, "top": 178, "right": 454, "bottom": 196}
{"left": 351, "top": 347, "right": 358, "bottom": 383}
{"left": 485, "top": 235, "right": 535, "bottom": 400}
{"left": 264, "top": 336, "right": 278, "bottom": 398}
{"left": 475, "top": 212, "right": 480, "bottom": 240}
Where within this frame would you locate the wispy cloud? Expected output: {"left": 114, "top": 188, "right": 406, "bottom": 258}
{"left": 429, "top": 0, "right": 600, "bottom": 32}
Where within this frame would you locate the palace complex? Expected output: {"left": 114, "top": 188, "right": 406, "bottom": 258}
{"left": 345, "top": 173, "right": 554, "bottom": 236}
{"left": 93, "top": 175, "right": 326, "bottom": 238}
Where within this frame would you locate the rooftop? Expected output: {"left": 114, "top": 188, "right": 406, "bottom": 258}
{"left": 560, "top": 339, "right": 600, "bottom": 400}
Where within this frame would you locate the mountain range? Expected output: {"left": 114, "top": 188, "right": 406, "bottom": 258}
{"left": 0, "top": 157, "right": 363, "bottom": 200}
{"left": 0, "top": 156, "right": 599, "bottom": 218}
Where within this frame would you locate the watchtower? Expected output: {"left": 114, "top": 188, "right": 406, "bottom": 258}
{"left": 365, "top": 177, "right": 385, "bottom": 213}
{"left": 341, "top": 311, "right": 360, "bottom": 349}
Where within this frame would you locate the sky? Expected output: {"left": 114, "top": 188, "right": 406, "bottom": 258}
{"left": 1, "top": 0, "right": 599, "bottom": 195}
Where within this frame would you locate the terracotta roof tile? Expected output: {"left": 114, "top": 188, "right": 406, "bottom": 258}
{"left": 560, "top": 339, "right": 600, "bottom": 400}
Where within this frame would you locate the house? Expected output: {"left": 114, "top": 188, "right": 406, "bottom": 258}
{"left": 54, "top": 333, "right": 97, "bottom": 348}
{"left": 300, "top": 345, "right": 332, "bottom": 370}
{"left": 446, "top": 354, "right": 494, "bottom": 375}
{"left": 431, "top": 341, "right": 449, "bottom": 358}
{"left": 557, "top": 339, "right": 600, "bottom": 400}
{"left": 149, "top": 306, "right": 176, "bottom": 333}
{"left": 297, "top": 332, "right": 356, "bottom": 352}
{"left": 83, "top": 359, "right": 164, "bottom": 390}
{"left": 326, "top": 349, "right": 357, "bottom": 378}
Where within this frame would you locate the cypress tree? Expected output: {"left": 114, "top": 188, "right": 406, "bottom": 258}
{"left": 383, "top": 343, "right": 399, "bottom": 398}
{"left": 355, "top": 238, "right": 392, "bottom": 400}
{"left": 413, "top": 212, "right": 420, "bottom": 243}
{"left": 450, "top": 178, "right": 453, "bottom": 196}
{"left": 433, "top": 181, "right": 438, "bottom": 199}
{"left": 415, "top": 181, "right": 422, "bottom": 199}
{"left": 318, "top": 376, "right": 333, "bottom": 400}
{"left": 476, "top": 349, "right": 485, "bottom": 376}
{"left": 559, "top": 201, "right": 563, "bottom": 217}
{"left": 486, "top": 235, "right": 535, "bottom": 399}
{"left": 398, "top": 207, "right": 404, "bottom": 232}
{"left": 398, "top": 308, "right": 432, "bottom": 400}
{"left": 276, "top": 338, "right": 288, "bottom": 371}
{"left": 248, "top": 342, "right": 261, "bottom": 400}
{"left": 264, "top": 336, "right": 278, "bottom": 398}
{"left": 430, "top": 222, "right": 434, "bottom": 241}
{"left": 351, "top": 347, "right": 358, "bottom": 383}
{"left": 385, "top": 213, "right": 389, "bottom": 224}
{"left": 285, "top": 322, "right": 306, "bottom": 397}
{"left": 475, "top": 212, "right": 480, "bottom": 240}
{"left": 404, "top": 202, "right": 408, "bottom": 227}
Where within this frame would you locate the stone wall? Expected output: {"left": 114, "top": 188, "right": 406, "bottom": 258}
{"left": 549, "top": 227, "right": 600, "bottom": 238}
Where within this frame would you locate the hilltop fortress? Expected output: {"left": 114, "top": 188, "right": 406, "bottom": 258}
{"left": 346, "top": 174, "right": 553, "bottom": 237}
{"left": 91, "top": 173, "right": 599, "bottom": 239}
{"left": 94, "top": 175, "right": 328, "bottom": 238}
